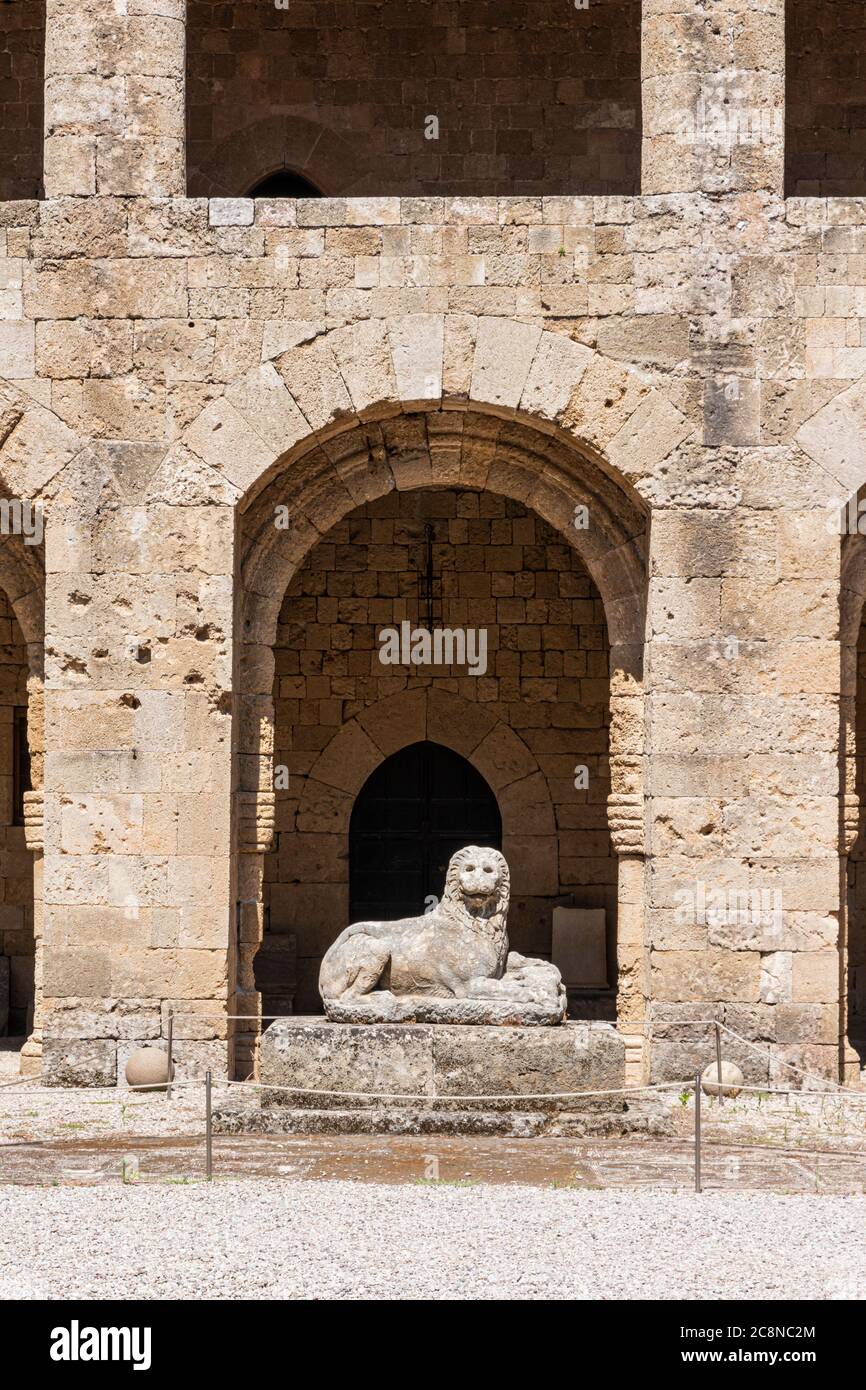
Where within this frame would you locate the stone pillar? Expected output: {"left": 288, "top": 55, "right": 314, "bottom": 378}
{"left": 609, "top": 718, "right": 648, "bottom": 1085}
{"left": 43, "top": 0, "right": 186, "bottom": 197}
{"left": 642, "top": 0, "right": 785, "bottom": 196}
{"left": 40, "top": 491, "right": 236, "bottom": 1085}
{"left": 235, "top": 765, "right": 276, "bottom": 1079}
{"left": 18, "top": 789, "right": 44, "bottom": 1076}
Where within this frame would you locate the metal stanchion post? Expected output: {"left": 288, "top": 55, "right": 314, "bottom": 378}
{"left": 166, "top": 1010, "right": 173, "bottom": 1102}
{"left": 695, "top": 1070, "right": 702, "bottom": 1194}
{"left": 205, "top": 1071, "right": 213, "bottom": 1182}
{"left": 714, "top": 1021, "right": 723, "bottom": 1108}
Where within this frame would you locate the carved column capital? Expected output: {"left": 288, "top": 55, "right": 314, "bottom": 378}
{"left": 844, "top": 790, "right": 860, "bottom": 857}
{"left": 608, "top": 792, "right": 645, "bottom": 857}
{"left": 22, "top": 789, "right": 43, "bottom": 853}
{"left": 237, "top": 789, "right": 276, "bottom": 854}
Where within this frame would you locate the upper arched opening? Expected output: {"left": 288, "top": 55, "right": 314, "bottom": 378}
{"left": 246, "top": 170, "right": 323, "bottom": 199}
{"left": 186, "top": 0, "right": 641, "bottom": 198}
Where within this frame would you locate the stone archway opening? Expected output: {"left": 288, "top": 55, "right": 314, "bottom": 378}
{"left": 257, "top": 482, "right": 620, "bottom": 1019}
{"left": 349, "top": 741, "right": 502, "bottom": 926}
{"left": 233, "top": 396, "right": 651, "bottom": 1077}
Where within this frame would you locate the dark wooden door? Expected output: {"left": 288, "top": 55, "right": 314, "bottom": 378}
{"left": 349, "top": 741, "right": 502, "bottom": 924}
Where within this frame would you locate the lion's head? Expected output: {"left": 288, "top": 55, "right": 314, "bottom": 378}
{"left": 442, "top": 845, "right": 510, "bottom": 930}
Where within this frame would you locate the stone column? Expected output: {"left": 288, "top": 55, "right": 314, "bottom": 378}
{"left": 43, "top": 0, "right": 186, "bottom": 197}
{"left": 235, "top": 759, "right": 276, "bottom": 1079}
{"left": 609, "top": 705, "right": 648, "bottom": 1085}
{"left": 40, "top": 489, "right": 236, "bottom": 1085}
{"left": 18, "top": 790, "right": 44, "bottom": 1075}
{"left": 642, "top": 0, "right": 785, "bottom": 197}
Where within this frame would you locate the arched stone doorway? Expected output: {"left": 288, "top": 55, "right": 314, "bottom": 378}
{"left": 349, "top": 741, "right": 502, "bottom": 925}
{"left": 213, "top": 316, "right": 688, "bottom": 1079}
{"left": 238, "top": 429, "right": 643, "bottom": 1065}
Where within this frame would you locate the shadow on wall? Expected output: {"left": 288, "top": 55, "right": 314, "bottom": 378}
{"left": 0, "top": 590, "right": 33, "bottom": 1037}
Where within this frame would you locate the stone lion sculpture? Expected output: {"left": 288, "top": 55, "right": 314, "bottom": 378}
{"left": 319, "top": 845, "right": 567, "bottom": 1024}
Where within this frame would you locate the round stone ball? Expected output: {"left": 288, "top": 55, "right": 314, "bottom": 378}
{"left": 125, "top": 1048, "right": 174, "bottom": 1092}
{"left": 701, "top": 1059, "right": 744, "bottom": 1098}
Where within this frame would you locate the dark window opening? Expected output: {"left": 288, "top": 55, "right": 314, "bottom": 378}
{"left": 247, "top": 170, "right": 323, "bottom": 199}
{"left": 786, "top": 0, "right": 866, "bottom": 197}
{"left": 349, "top": 740, "right": 502, "bottom": 925}
{"left": 12, "top": 705, "right": 30, "bottom": 827}
{"left": 187, "top": 0, "right": 642, "bottom": 198}
{"left": 0, "top": 0, "right": 45, "bottom": 200}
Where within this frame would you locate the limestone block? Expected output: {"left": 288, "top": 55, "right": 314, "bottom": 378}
{"left": 791, "top": 951, "right": 840, "bottom": 1005}
{"left": 275, "top": 338, "right": 353, "bottom": 431}
{"left": 328, "top": 319, "right": 398, "bottom": 415}
{"left": 224, "top": 364, "right": 310, "bottom": 456}
{"left": 519, "top": 332, "right": 593, "bottom": 422}
{"left": 0, "top": 323, "right": 35, "bottom": 379}
{"left": 357, "top": 688, "right": 426, "bottom": 755}
{"left": 97, "top": 137, "right": 184, "bottom": 197}
{"left": 60, "top": 794, "right": 144, "bottom": 856}
{"left": 308, "top": 721, "right": 380, "bottom": 796}
{"left": 471, "top": 724, "right": 538, "bottom": 791}
{"left": 759, "top": 951, "right": 793, "bottom": 1004}
{"left": 210, "top": 200, "right": 254, "bottom": 228}
{"left": 470, "top": 317, "right": 541, "bottom": 411}
{"left": 387, "top": 314, "right": 444, "bottom": 404}
{"left": 651, "top": 949, "right": 761, "bottom": 1003}
{"left": 44, "top": 1039, "right": 117, "bottom": 1088}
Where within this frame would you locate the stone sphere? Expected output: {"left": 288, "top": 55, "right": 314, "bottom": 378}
{"left": 701, "top": 1059, "right": 744, "bottom": 1098}
{"left": 125, "top": 1048, "right": 174, "bottom": 1092}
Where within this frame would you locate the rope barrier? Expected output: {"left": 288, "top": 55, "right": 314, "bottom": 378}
{"left": 714, "top": 1022, "right": 864, "bottom": 1094}
{"left": 0, "top": 1078, "right": 206, "bottom": 1099}
{"left": 224, "top": 1077, "right": 686, "bottom": 1103}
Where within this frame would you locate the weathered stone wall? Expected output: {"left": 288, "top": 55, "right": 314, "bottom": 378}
{"left": 2, "top": 0, "right": 865, "bottom": 1088}
{"left": 0, "top": 0, "right": 44, "bottom": 202}
{"left": 267, "top": 487, "right": 614, "bottom": 1012}
{"left": 0, "top": 590, "right": 32, "bottom": 1034}
{"left": 187, "top": 0, "right": 641, "bottom": 197}
{"left": 786, "top": 0, "right": 866, "bottom": 197}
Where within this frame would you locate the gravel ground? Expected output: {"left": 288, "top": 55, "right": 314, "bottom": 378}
{"left": 2, "top": 1181, "right": 865, "bottom": 1300}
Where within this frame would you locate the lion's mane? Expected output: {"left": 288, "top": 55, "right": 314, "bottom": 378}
{"left": 440, "top": 845, "right": 510, "bottom": 950}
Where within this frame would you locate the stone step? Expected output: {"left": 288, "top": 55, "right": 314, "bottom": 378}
{"left": 213, "top": 1101, "right": 673, "bottom": 1139}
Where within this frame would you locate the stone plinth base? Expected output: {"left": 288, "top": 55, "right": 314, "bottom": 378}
{"left": 323, "top": 994, "right": 565, "bottom": 1026}
{"left": 241, "top": 1017, "right": 626, "bottom": 1134}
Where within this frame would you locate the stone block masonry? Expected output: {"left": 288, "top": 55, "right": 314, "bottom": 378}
{"left": 2, "top": 0, "right": 866, "bottom": 1089}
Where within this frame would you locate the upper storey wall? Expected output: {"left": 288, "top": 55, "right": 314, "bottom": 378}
{"left": 28, "top": 0, "right": 792, "bottom": 202}
{"left": 0, "top": 0, "right": 44, "bottom": 201}
{"left": 186, "top": 0, "right": 642, "bottom": 198}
